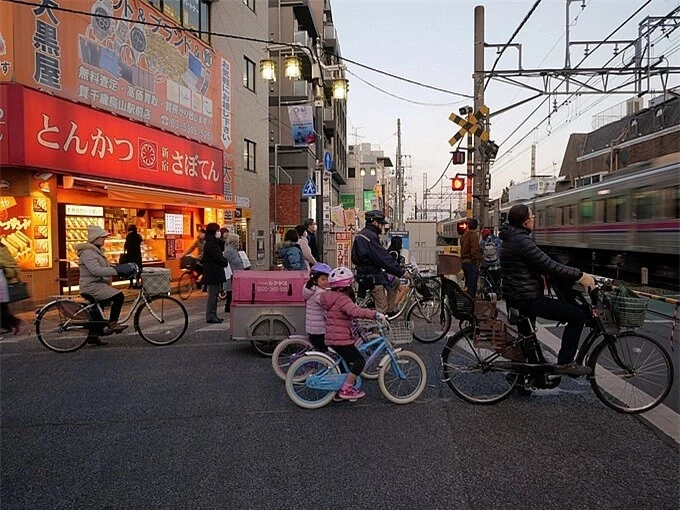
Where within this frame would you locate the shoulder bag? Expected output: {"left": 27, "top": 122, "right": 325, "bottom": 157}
{"left": 8, "top": 281, "right": 30, "bottom": 302}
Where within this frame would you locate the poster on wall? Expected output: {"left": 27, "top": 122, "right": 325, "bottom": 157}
{"left": 0, "top": 196, "right": 52, "bottom": 269}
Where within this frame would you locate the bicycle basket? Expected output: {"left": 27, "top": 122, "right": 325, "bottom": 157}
{"left": 442, "top": 277, "right": 473, "bottom": 319}
{"left": 386, "top": 321, "right": 414, "bottom": 345}
{"left": 141, "top": 268, "right": 171, "bottom": 296}
{"left": 473, "top": 319, "right": 508, "bottom": 351}
{"left": 606, "top": 293, "right": 647, "bottom": 329}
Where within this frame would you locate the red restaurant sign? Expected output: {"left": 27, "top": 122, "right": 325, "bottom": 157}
{"left": 1, "top": 83, "right": 224, "bottom": 196}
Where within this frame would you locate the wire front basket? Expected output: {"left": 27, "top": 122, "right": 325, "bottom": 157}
{"left": 606, "top": 294, "right": 648, "bottom": 329}
{"left": 386, "top": 321, "right": 414, "bottom": 345}
{"left": 141, "top": 268, "right": 171, "bottom": 296}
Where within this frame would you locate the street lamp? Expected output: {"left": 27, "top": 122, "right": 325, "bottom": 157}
{"left": 260, "top": 41, "right": 348, "bottom": 262}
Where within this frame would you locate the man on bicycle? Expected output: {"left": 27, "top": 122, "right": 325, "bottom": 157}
{"left": 351, "top": 210, "right": 405, "bottom": 314}
{"left": 499, "top": 204, "right": 595, "bottom": 376}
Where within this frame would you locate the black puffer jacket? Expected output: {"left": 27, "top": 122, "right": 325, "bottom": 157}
{"left": 202, "top": 235, "right": 229, "bottom": 285}
{"left": 499, "top": 224, "right": 582, "bottom": 303}
{"left": 351, "top": 225, "right": 404, "bottom": 286}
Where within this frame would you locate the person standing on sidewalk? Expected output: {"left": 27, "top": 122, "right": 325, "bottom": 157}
{"left": 222, "top": 233, "right": 244, "bottom": 314}
{"left": 202, "top": 223, "right": 230, "bottom": 323}
{"left": 0, "top": 244, "right": 25, "bottom": 335}
{"left": 124, "top": 225, "right": 143, "bottom": 288}
{"left": 304, "top": 218, "right": 319, "bottom": 261}
{"left": 460, "top": 218, "right": 481, "bottom": 298}
{"left": 295, "top": 224, "right": 317, "bottom": 269}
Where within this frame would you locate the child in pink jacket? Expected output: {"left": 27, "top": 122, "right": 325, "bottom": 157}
{"left": 320, "top": 266, "right": 384, "bottom": 401}
{"left": 302, "top": 263, "right": 332, "bottom": 352}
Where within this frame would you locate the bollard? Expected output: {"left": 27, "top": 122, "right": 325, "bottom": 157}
{"left": 641, "top": 267, "right": 648, "bottom": 286}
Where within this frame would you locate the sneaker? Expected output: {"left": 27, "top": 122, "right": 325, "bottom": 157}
{"left": 553, "top": 361, "right": 591, "bottom": 377}
{"left": 338, "top": 386, "right": 366, "bottom": 401}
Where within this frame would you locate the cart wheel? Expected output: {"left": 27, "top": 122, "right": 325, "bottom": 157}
{"left": 249, "top": 317, "right": 290, "bottom": 357}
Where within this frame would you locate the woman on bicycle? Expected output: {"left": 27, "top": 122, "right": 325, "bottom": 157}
{"left": 76, "top": 225, "right": 132, "bottom": 344}
{"left": 303, "top": 263, "right": 332, "bottom": 352}
{"left": 499, "top": 204, "right": 595, "bottom": 376}
{"left": 320, "top": 267, "right": 385, "bottom": 401}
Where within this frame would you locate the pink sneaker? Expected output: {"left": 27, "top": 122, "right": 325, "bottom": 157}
{"left": 338, "top": 385, "right": 366, "bottom": 401}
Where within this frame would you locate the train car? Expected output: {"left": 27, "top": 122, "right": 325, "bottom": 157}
{"left": 498, "top": 156, "right": 679, "bottom": 284}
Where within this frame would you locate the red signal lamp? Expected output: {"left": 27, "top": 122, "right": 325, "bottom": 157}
{"left": 451, "top": 176, "right": 465, "bottom": 191}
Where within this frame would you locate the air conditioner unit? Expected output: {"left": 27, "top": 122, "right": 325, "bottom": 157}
{"left": 293, "top": 30, "right": 310, "bottom": 48}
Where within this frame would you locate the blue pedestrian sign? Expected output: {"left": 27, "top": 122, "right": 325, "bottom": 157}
{"left": 302, "top": 177, "right": 318, "bottom": 197}
{"left": 324, "top": 151, "right": 333, "bottom": 171}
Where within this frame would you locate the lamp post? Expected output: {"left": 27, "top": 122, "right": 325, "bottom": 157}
{"left": 260, "top": 40, "right": 348, "bottom": 262}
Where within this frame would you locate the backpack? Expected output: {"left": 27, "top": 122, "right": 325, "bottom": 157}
{"left": 482, "top": 237, "right": 498, "bottom": 263}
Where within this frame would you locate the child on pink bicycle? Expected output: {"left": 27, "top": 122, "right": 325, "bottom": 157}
{"left": 303, "top": 263, "right": 332, "bottom": 352}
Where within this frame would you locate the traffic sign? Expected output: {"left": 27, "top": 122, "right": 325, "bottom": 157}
{"left": 448, "top": 105, "right": 490, "bottom": 145}
{"left": 302, "top": 177, "right": 318, "bottom": 197}
{"left": 324, "top": 151, "right": 333, "bottom": 171}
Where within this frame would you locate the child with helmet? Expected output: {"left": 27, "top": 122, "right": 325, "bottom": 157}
{"left": 303, "top": 263, "right": 332, "bottom": 352}
{"left": 320, "top": 266, "right": 385, "bottom": 401}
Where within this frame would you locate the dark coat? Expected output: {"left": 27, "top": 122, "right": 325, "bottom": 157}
{"left": 278, "top": 242, "right": 305, "bottom": 270}
{"left": 499, "top": 224, "right": 582, "bottom": 303}
{"left": 351, "top": 225, "right": 405, "bottom": 286}
{"left": 124, "top": 232, "right": 143, "bottom": 267}
{"left": 201, "top": 235, "right": 229, "bottom": 284}
{"left": 307, "top": 229, "right": 319, "bottom": 261}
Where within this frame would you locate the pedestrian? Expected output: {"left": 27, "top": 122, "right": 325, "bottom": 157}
{"left": 202, "top": 223, "right": 230, "bottom": 324}
{"left": 320, "top": 266, "right": 385, "bottom": 401}
{"left": 295, "top": 224, "right": 317, "bottom": 268}
{"left": 480, "top": 227, "right": 502, "bottom": 297}
{"left": 303, "top": 218, "right": 319, "bottom": 261}
{"left": 218, "top": 226, "right": 229, "bottom": 251}
{"left": 351, "top": 210, "right": 406, "bottom": 314}
{"left": 460, "top": 218, "right": 481, "bottom": 298}
{"left": 387, "top": 235, "right": 405, "bottom": 264}
{"left": 77, "top": 225, "right": 134, "bottom": 345}
{"left": 222, "top": 233, "right": 244, "bottom": 313}
{"left": 278, "top": 229, "right": 306, "bottom": 270}
{"left": 303, "top": 262, "right": 332, "bottom": 352}
{"left": 124, "top": 224, "right": 143, "bottom": 288}
{"left": 0, "top": 244, "right": 26, "bottom": 335}
{"left": 500, "top": 204, "right": 595, "bottom": 376}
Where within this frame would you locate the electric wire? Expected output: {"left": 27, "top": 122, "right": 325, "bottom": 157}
{"left": 5, "top": 0, "right": 473, "bottom": 101}
{"left": 484, "top": 0, "right": 543, "bottom": 91}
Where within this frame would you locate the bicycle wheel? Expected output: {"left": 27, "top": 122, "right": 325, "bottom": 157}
{"left": 379, "top": 350, "right": 427, "bottom": 404}
{"left": 272, "top": 336, "right": 313, "bottom": 381}
{"left": 441, "top": 326, "right": 518, "bottom": 404}
{"left": 135, "top": 296, "right": 188, "bottom": 346}
{"left": 407, "top": 297, "right": 451, "bottom": 343}
{"left": 588, "top": 332, "right": 673, "bottom": 414}
{"left": 285, "top": 354, "right": 341, "bottom": 409}
{"left": 178, "top": 272, "right": 194, "bottom": 300}
{"left": 35, "top": 302, "right": 90, "bottom": 353}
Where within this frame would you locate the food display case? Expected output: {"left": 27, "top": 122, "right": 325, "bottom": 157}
{"left": 102, "top": 237, "right": 160, "bottom": 265}
{"left": 65, "top": 206, "right": 106, "bottom": 264}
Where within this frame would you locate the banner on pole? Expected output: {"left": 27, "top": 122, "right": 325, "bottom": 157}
{"left": 288, "top": 105, "right": 316, "bottom": 146}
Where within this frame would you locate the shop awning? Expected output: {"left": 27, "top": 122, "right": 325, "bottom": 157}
{"left": 106, "top": 185, "right": 235, "bottom": 210}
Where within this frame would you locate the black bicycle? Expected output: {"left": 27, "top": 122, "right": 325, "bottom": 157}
{"left": 441, "top": 278, "right": 674, "bottom": 414}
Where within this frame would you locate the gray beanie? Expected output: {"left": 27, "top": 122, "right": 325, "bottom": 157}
{"left": 87, "top": 225, "right": 109, "bottom": 243}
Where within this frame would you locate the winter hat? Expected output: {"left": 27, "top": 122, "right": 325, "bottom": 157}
{"left": 481, "top": 228, "right": 491, "bottom": 238}
{"left": 87, "top": 225, "right": 110, "bottom": 243}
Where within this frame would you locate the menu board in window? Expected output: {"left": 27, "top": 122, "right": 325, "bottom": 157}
{"left": 0, "top": 196, "right": 53, "bottom": 269}
{"left": 165, "top": 213, "right": 184, "bottom": 235}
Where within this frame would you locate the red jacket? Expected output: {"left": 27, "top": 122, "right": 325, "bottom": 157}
{"left": 320, "top": 290, "right": 376, "bottom": 346}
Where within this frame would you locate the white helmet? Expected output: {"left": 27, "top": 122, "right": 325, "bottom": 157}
{"left": 328, "top": 266, "right": 354, "bottom": 288}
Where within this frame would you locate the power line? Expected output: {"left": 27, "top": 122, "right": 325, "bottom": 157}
{"left": 484, "top": 0, "right": 543, "bottom": 91}
{"left": 5, "top": 0, "right": 473, "bottom": 100}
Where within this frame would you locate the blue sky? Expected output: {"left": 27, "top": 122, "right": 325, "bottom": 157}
{"left": 332, "top": 0, "right": 679, "bottom": 214}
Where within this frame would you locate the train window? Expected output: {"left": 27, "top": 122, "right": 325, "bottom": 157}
{"left": 595, "top": 200, "right": 606, "bottom": 223}
{"left": 580, "top": 201, "right": 594, "bottom": 225}
{"left": 565, "top": 205, "right": 576, "bottom": 226}
{"left": 633, "top": 191, "right": 655, "bottom": 220}
{"left": 555, "top": 207, "right": 563, "bottom": 226}
{"left": 606, "top": 197, "right": 625, "bottom": 222}
{"left": 660, "top": 187, "right": 680, "bottom": 219}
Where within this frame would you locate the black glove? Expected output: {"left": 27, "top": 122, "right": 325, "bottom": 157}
{"left": 115, "top": 262, "right": 138, "bottom": 277}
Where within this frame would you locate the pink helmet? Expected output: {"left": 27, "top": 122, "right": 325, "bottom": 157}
{"left": 328, "top": 266, "right": 354, "bottom": 288}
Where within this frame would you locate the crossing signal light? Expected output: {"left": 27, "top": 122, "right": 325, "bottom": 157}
{"left": 451, "top": 176, "right": 465, "bottom": 191}
{"left": 451, "top": 151, "right": 465, "bottom": 165}
{"left": 457, "top": 221, "right": 468, "bottom": 236}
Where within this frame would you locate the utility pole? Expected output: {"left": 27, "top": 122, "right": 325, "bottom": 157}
{"left": 395, "top": 118, "right": 403, "bottom": 228}
{"left": 422, "top": 173, "right": 428, "bottom": 220}
{"left": 473, "top": 4, "right": 486, "bottom": 225}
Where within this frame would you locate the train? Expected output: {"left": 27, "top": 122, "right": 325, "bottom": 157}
{"left": 489, "top": 155, "right": 680, "bottom": 286}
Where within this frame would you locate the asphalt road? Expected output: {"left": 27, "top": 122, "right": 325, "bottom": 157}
{"left": 1, "top": 296, "right": 679, "bottom": 509}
